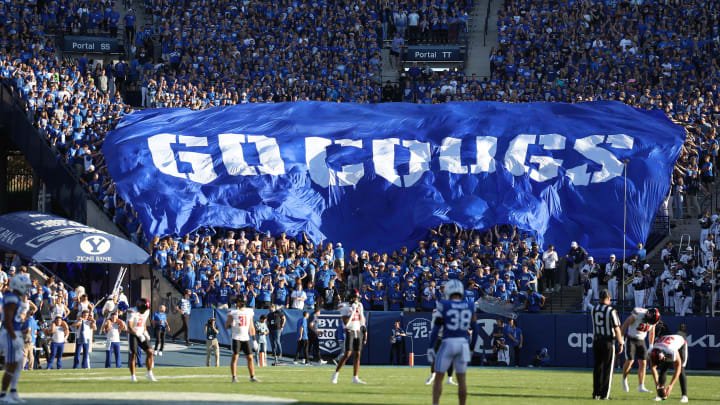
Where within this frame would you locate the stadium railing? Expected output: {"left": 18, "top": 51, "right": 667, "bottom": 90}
{"left": 0, "top": 80, "right": 89, "bottom": 222}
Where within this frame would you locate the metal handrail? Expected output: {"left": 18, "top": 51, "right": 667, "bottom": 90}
{"left": 1, "top": 80, "right": 131, "bottom": 238}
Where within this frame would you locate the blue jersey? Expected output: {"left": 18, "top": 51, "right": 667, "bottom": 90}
{"left": 435, "top": 299, "right": 473, "bottom": 339}
{"left": 3, "top": 293, "right": 23, "bottom": 331}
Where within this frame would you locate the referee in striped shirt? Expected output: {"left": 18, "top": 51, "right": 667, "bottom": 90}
{"left": 591, "top": 288, "right": 624, "bottom": 400}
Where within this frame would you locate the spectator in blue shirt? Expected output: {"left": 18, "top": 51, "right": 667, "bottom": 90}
{"left": 274, "top": 279, "right": 289, "bottom": 309}
{"left": 293, "top": 311, "right": 309, "bottom": 365}
{"left": 152, "top": 305, "right": 169, "bottom": 356}
{"left": 402, "top": 279, "right": 418, "bottom": 312}
{"left": 525, "top": 287, "right": 545, "bottom": 313}
{"left": 504, "top": 319, "right": 523, "bottom": 366}
{"left": 124, "top": 9, "right": 136, "bottom": 45}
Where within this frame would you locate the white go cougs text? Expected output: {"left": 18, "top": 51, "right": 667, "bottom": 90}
{"left": 147, "top": 133, "right": 634, "bottom": 187}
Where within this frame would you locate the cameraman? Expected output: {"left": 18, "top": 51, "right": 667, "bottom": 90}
{"left": 493, "top": 337, "right": 509, "bottom": 366}
{"left": 205, "top": 317, "right": 219, "bottom": 367}
{"left": 532, "top": 348, "right": 550, "bottom": 367}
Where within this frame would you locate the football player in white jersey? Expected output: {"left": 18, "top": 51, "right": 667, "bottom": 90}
{"left": 127, "top": 298, "right": 156, "bottom": 382}
{"left": 649, "top": 334, "right": 689, "bottom": 403}
{"left": 331, "top": 289, "right": 367, "bottom": 384}
{"left": 620, "top": 307, "right": 660, "bottom": 393}
{"left": 425, "top": 307, "right": 457, "bottom": 386}
{"left": 0, "top": 273, "right": 31, "bottom": 403}
{"left": 225, "top": 297, "right": 260, "bottom": 383}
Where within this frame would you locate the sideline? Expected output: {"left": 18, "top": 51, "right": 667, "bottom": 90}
{"left": 21, "top": 391, "right": 297, "bottom": 405}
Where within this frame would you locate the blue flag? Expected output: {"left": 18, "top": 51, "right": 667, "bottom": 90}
{"left": 103, "top": 101, "right": 684, "bottom": 257}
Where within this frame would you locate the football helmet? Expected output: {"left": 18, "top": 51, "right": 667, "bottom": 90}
{"left": 649, "top": 348, "right": 665, "bottom": 365}
{"left": 10, "top": 273, "right": 31, "bottom": 296}
{"left": 347, "top": 288, "right": 360, "bottom": 303}
{"left": 136, "top": 298, "right": 150, "bottom": 314}
{"left": 644, "top": 308, "right": 660, "bottom": 325}
{"left": 444, "top": 279, "right": 465, "bottom": 300}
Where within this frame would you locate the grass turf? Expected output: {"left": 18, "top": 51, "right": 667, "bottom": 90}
{"left": 18, "top": 366, "right": 720, "bottom": 404}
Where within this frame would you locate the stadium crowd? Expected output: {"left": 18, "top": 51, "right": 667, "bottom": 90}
{"left": 150, "top": 224, "right": 547, "bottom": 314}
{"left": 0, "top": 0, "right": 718, "bottom": 317}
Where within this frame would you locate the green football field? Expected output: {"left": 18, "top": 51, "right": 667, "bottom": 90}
{"left": 16, "top": 366, "right": 720, "bottom": 404}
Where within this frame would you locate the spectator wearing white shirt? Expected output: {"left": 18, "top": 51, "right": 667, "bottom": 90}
{"left": 701, "top": 234, "right": 715, "bottom": 268}
{"left": 619, "top": 37, "right": 632, "bottom": 52}
{"left": 581, "top": 257, "right": 601, "bottom": 301}
{"left": 408, "top": 8, "right": 420, "bottom": 43}
{"left": 102, "top": 295, "right": 119, "bottom": 318}
{"left": 117, "top": 287, "right": 129, "bottom": 307}
{"left": 290, "top": 283, "right": 307, "bottom": 310}
{"left": 660, "top": 267, "right": 675, "bottom": 308}
{"left": 605, "top": 254, "right": 621, "bottom": 303}
{"left": 541, "top": 245, "right": 558, "bottom": 293}
{"left": 0, "top": 263, "right": 8, "bottom": 286}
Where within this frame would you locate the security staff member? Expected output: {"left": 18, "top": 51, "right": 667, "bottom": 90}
{"left": 590, "top": 289, "right": 624, "bottom": 400}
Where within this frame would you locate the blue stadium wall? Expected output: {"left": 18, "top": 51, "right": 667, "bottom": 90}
{"left": 189, "top": 309, "right": 720, "bottom": 369}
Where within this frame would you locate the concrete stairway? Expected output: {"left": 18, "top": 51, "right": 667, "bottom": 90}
{"left": 542, "top": 286, "right": 584, "bottom": 313}
{"left": 465, "top": 0, "right": 499, "bottom": 78}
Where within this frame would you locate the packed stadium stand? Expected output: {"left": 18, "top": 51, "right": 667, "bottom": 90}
{"left": 0, "top": 0, "right": 718, "bottom": 319}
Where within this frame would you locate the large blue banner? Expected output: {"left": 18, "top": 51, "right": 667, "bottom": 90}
{"left": 105, "top": 101, "right": 684, "bottom": 255}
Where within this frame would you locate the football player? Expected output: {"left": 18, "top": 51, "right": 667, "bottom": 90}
{"left": 620, "top": 307, "right": 660, "bottom": 393}
{"left": 0, "top": 274, "right": 32, "bottom": 403}
{"left": 127, "top": 298, "right": 156, "bottom": 382}
{"left": 428, "top": 279, "right": 479, "bottom": 405}
{"left": 331, "top": 289, "right": 367, "bottom": 384}
{"left": 424, "top": 306, "right": 457, "bottom": 386}
{"left": 225, "top": 297, "right": 260, "bottom": 382}
{"left": 649, "top": 334, "right": 688, "bottom": 403}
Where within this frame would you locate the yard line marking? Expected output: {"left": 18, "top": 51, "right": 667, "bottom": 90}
{"left": 21, "top": 392, "right": 297, "bottom": 404}
{"left": 57, "top": 374, "right": 230, "bottom": 381}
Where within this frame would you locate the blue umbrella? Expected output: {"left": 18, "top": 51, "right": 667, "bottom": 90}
{"left": 0, "top": 211, "right": 150, "bottom": 264}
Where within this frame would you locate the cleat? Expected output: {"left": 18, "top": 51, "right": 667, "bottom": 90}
{"left": 146, "top": 371, "right": 157, "bottom": 382}
{"left": 250, "top": 377, "right": 261, "bottom": 382}
{"left": 293, "top": 361, "right": 298, "bottom": 365}
{"left": 639, "top": 385, "right": 650, "bottom": 393}
{"left": 9, "top": 393, "right": 25, "bottom": 404}
{"left": 331, "top": 372, "right": 339, "bottom": 384}
{"left": 622, "top": 378, "right": 629, "bottom": 392}
{"left": 158, "top": 351, "right": 163, "bottom": 357}
{"left": 130, "top": 375, "right": 137, "bottom": 382}
{"left": 351, "top": 376, "right": 367, "bottom": 384}
{"left": 446, "top": 376, "right": 458, "bottom": 386}
{"left": 425, "top": 373, "right": 436, "bottom": 385}
{"left": 680, "top": 396, "right": 688, "bottom": 403}
{"left": 319, "top": 359, "right": 327, "bottom": 365}
{"left": 654, "top": 397, "right": 663, "bottom": 402}
{"left": 0, "top": 396, "right": 19, "bottom": 404}
{"left": 232, "top": 377, "right": 238, "bottom": 383}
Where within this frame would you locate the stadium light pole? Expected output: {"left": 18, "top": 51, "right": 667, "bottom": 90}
{"left": 622, "top": 159, "right": 629, "bottom": 313}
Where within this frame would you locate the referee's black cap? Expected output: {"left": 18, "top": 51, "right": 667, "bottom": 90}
{"left": 599, "top": 288, "right": 611, "bottom": 300}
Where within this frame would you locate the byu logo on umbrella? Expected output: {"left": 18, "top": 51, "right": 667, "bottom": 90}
{"left": 80, "top": 235, "right": 111, "bottom": 255}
